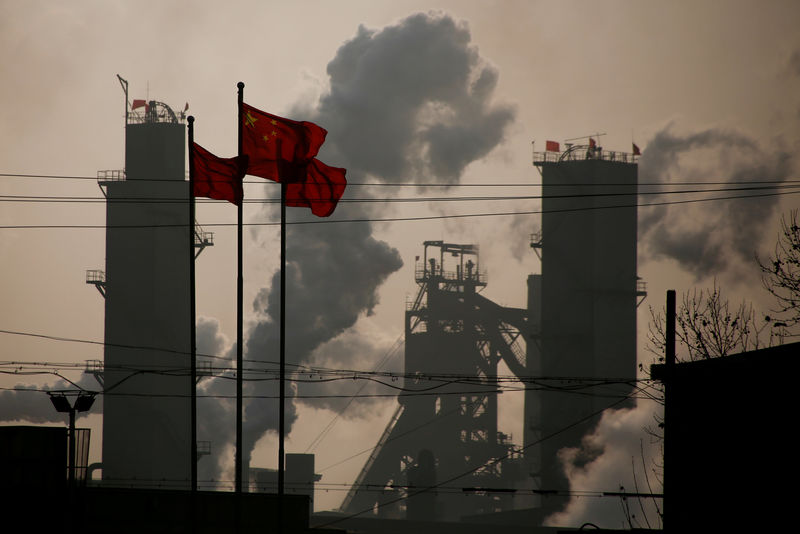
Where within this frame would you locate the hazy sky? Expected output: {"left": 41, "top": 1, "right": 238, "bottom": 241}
{"left": 2, "top": 0, "right": 799, "bottom": 527}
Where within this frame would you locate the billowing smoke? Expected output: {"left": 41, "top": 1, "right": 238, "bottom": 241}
{"left": 0, "top": 373, "right": 102, "bottom": 424}
{"left": 545, "top": 401, "right": 664, "bottom": 529}
{"left": 638, "top": 125, "right": 792, "bottom": 282}
{"left": 233, "top": 12, "right": 515, "bottom": 470}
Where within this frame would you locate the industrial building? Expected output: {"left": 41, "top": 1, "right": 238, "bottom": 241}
{"left": 529, "top": 143, "right": 643, "bottom": 518}
{"left": 340, "top": 142, "right": 642, "bottom": 525}
{"left": 88, "top": 97, "right": 198, "bottom": 489}
{"left": 340, "top": 241, "right": 529, "bottom": 522}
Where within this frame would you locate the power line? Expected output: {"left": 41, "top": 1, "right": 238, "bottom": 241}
{"left": 3, "top": 188, "right": 799, "bottom": 230}
{"left": 317, "top": 395, "right": 635, "bottom": 528}
{"left": 4, "top": 170, "right": 799, "bottom": 187}
{"left": 3, "top": 183, "right": 800, "bottom": 205}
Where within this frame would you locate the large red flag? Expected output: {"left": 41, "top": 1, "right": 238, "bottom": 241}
{"left": 191, "top": 142, "right": 247, "bottom": 206}
{"left": 285, "top": 158, "right": 347, "bottom": 217}
{"left": 241, "top": 102, "right": 327, "bottom": 181}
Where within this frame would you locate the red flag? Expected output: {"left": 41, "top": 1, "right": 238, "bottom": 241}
{"left": 241, "top": 102, "right": 327, "bottom": 181}
{"left": 191, "top": 142, "right": 247, "bottom": 206}
{"left": 286, "top": 158, "right": 347, "bottom": 217}
{"left": 632, "top": 143, "right": 641, "bottom": 156}
{"left": 184, "top": 102, "right": 189, "bottom": 112}
{"left": 545, "top": 140, "right": 560, "bottom": 152}
{"left": 132, "top": 99, "right": 147, "bottom": 110}
{"left": 589, "top": 138, "right": 596, "bottom": 148}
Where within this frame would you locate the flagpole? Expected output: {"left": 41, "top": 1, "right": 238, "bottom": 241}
{"left": 236, "top": 82, "right": 245, "bottom": 498}
{"left": 279, "top": 178, "right": 286, "bottom": 500}
{"left": 187, "top": 116, "right": 198, "bottom": 531}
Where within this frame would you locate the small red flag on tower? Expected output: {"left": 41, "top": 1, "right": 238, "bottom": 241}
{"left": 545, "top": 140, "right": 560, "bottom": 152}
{"left": 589, "top": 138, "right": 597, "bottom": 148}
{"left": 632, "top": 143, "right": 641, "bottom": 156}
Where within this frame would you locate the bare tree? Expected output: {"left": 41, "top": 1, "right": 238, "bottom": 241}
{"left": 758, "top": 209, "right": 800, "bottom": 331}
{"left": 646, "top": 282, "right": 773, "bottom": 363}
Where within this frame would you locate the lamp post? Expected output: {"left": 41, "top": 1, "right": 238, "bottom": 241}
{"left": 48, "top": 392, "right": 96, "bottom": 488}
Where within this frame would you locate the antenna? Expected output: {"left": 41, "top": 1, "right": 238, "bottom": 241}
{"left": 564, "top": 132, "right": 606, "bottom": 143}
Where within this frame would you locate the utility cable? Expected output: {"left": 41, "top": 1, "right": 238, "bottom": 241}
{"left": 3, "top": 187, "right": 799, "bottom": 230}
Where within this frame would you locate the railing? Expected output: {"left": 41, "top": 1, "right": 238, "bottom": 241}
{"left": 84, "top": 359, "right": 104, "bottom": 374}
{"left": 97, "top": 169, "right": 126, "bottom": 182}
{"left": 86, "top": 270, "right": 105, "bottom": 284}
{"left": 414, "top": 265, "right": 487, "bottom": 286}
{"left": 194, "top": 231, "right": 214, "bottom": 247}
{"left": 197, "top": 440, "right": 211, "bottom": 456}
{"left": 636, "top": 279, "right": 647, "bottom": 294}
{"left": 533, "top": 147, "right": 639, "bottom": 165}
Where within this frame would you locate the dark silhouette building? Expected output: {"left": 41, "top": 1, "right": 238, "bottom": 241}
{"left": 528, "top": 143, "right": 643, "bottom": 517}
{"left": 341, "top": 242, "right": 528, "bottom": 521}
{"left": 342, "top": 143, "right": 643, "bottom": 525}
{"left": 652, "top": 341, "right": 800, "bottom": 532}
{"left": 92, "top": 99, "right": 200, "bottom": 489}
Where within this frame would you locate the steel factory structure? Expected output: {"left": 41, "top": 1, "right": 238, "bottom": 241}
{"left": 81, "top": 83, "right": 642, "bottom": 526}
{"left": 340, "top": 142, "right": 643, "bottom": 523}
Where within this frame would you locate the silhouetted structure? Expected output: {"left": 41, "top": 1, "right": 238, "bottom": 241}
{"left": 92, "top": 100, "right": 204, "bottom": 489}
{"left": 527, "top": 143, "right": 643, "bottom": 518}
{"left": 250, "top": 453, "right": 321, "bottom": 513}
{"left": 342, "top": 242, "right": 529, "bottom": 521}
{"left": 652, "top": 342, "right": 800, "bottom": 532}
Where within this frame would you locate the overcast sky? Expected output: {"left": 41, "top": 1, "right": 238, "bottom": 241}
{"left": 2, "top": 0, "right": 799, "bottom": 527}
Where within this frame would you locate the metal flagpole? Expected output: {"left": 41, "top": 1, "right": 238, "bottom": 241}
{"left": 236, "top": 82, "right": 245, "bottom": 497}
{"left": 187, "top": 115, "right": 198, "bottom": 532}
{"left": 279, "top": 177, "right": 286, "bottom": 499}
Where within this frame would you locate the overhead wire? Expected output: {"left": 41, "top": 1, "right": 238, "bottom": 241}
{"left": 2, "top": 171, "right": 800, "bottom": 187}
{"left": 3, "top": 183, "right": 800, "bottom": 205}
{"left": 2, "top": 187, "right": 800, "bottom": 230}
{"left": 316, "top": 395, "right": 635, "bottom": 528}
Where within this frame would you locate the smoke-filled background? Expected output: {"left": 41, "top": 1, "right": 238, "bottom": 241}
{"left": 2, "top": 0, "right": 800, "bottom": 527}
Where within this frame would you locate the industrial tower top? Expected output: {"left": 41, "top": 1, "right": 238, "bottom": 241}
{"left": 532, "top": 140, "right": 639, "bottom": 166}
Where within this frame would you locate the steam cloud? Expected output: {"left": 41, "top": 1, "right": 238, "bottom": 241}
{"left": 225, "top": 12, "right": 515, "bottom": 475}
{"left": 638, "top": 125, "right": 792, "bottom": 282}
{"left": 0, "top": 373, "right": 103, "bottom": 424}
{"left": 545, "top": 401, "right": 664, "bottom": 529}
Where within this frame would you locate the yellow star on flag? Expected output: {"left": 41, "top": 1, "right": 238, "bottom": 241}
{"left": 245, "top": 111, "right": 258, "bottom": 128}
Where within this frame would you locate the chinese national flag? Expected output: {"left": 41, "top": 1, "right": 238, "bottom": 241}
{"left": 191, "top": 142, "right": 247, "bottom": 206}
{"left": 589, "top": 137, "right": 597, "bottom": 148}
{"left": 545, "top": 140, "right": 560, "bottom": 152}
{"left": 286, "top": 158, "right": 347, "bottom": 217}
{"left": 241, "top": 102, "right": 327, "bottom": 181}
{"left": 632, "top": 143, "right": 641, "bottom": 156}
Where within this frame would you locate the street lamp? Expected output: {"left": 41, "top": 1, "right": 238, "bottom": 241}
{"left": 48, "top": 392, "right": 96, "bottom": 488}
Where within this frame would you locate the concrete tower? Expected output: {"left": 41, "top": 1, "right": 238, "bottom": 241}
{"left": 99, "top": 100, "right": 191, "bottom": 489}
{"left": 527, "top": 143, "right": 644, "bottom": 517}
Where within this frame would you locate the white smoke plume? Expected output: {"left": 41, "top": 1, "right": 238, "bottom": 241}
{"left": 545, "top": 400, "right": 664, "bottom": 529}
{"left": 0, "top": 373, "right": 102, "bottom": 424}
